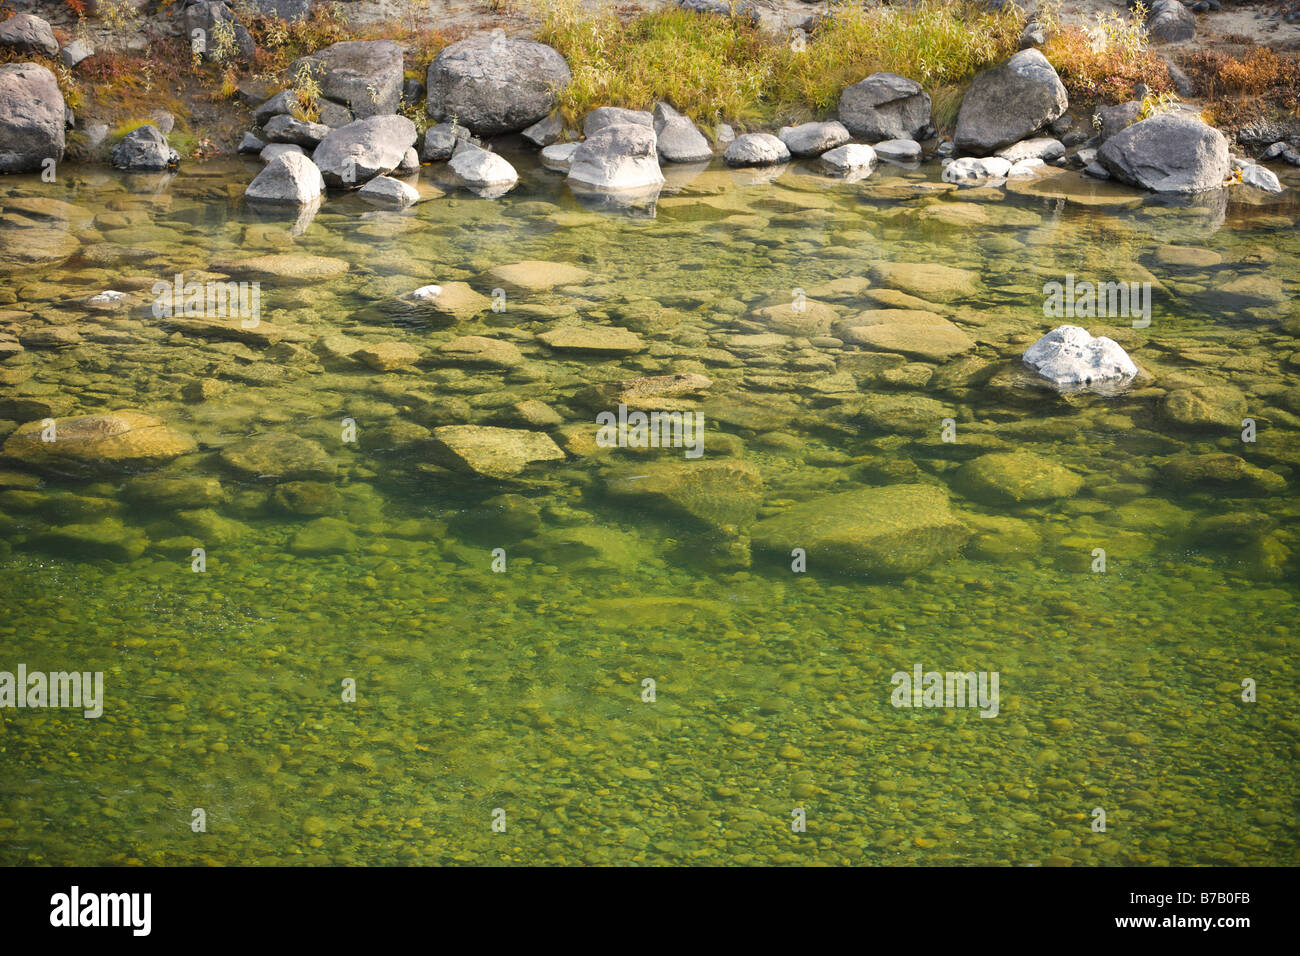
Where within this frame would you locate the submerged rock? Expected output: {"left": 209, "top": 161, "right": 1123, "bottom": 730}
{"left": 3, "top": 411, "right": 197, "bottom": 477}
{"left": 537, "top": 326, "right": 644, "bottom": 354}
{"left": 751, "top": 484, "right": 969, "bottom": 575}
{"left": 431, "top": 425, "right": 564, "bottom": 478}
{"left": 954, "top": 452, "right": 1085, "bottom": 505}
{"left": 607, "top": 460, "right": 763, "bottom": 531}
{"left": 485, "top": 260, "right": 591, "bottom": 292}
{"left": 1022, "top": 325, "right": 1138, "bottom": 387}
{"left": 1161, "top": 385, "right": 1247, "bottom": 429}
{"left": 219, "top": 432, "right": 337, "bottom": 480}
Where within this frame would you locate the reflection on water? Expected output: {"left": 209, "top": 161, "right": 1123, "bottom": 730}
{"left": 0, "top": 150, "right": 1297, "bottom": 865}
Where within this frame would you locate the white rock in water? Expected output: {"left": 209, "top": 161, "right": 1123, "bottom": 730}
{"left": 943, "top": 155, "right": 1012, "bottom": 184}
{"left": 1239, "top": 164, "right": 1283, "bottom": 194}
{"left": 87, "top": 291, "right": 126, "bottom": 304}
{"left": 540, "top": 142, "right": 578, "bottom": 172}
{"left": 410, "top": 284, "right": 442, "bottom": 301}
{"left": 1023, "top": 324, "right": 1137, "bottom": 386}
{"left": 820, "top": 143, "right": 877, "bottom": 174}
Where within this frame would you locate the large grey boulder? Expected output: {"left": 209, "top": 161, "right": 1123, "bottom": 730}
{"left": 1098, "top": 112, "right": 1229, "bottom": 193}
{"left": 249, "top": 0, "right": 312, "bottom": 20}
{"left": 111, "top": 124, "right": 179, "bottom": 171}
{"left": 0, "top": 62, "right": 64, "bottom": 174}
{"left": 182, "top": 2, "right": 255, "bottom": 64}
{"left": 1096, "top": 100, "right": 1141, "bottom": 143}
{"left": 954, "top": 49, "right": 1068, "bottom": 155}
{"left": 426, "top": 35, "right": 570, "bottom": 136}
{"left": 653, "top": 102, "right": 711, "bottom": 163}
{"left": 1023, "top": 325, "right": 1137, "bottom": 387}
{"left": 0, "top": 13, "right": 59, "bottom": 57}
{"left": 778, "top": 120, "right": 850, "bottom": 158}
{"left": 567, "top": 122, "right": 664, "bottom": 191}
{"left": 723, "top": 132, "right": 790, "bottom": 167}
{"left": 1146, "top": 0, "right": 1196, "bottom": 43}
{"left": 245, "top": 151, "right": 325, "bottom": 204}
{"left": 292, "top": 40, "right": 403, "bottom": 119}
{"left": 838, "top": 73, "right": 931, "bottom": 141}
{"left": 312, "top": 114, "right": 416, "bottom": 187}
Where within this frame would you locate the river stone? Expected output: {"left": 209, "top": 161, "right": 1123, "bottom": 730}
{"left": 34, "top": 518, "right": 149, "bottom": 561}
{"left": 607, "top": 460, "right": 763, "bottom": 531}
{"left": 778, "top": 121, "right": 850, "bottom": 158}
{"left": 995, "top": 137, "right": 1065, "bottom": 163}
{"left": 448, "top": 146, "right": 518, "bottom": 192}
{"left": 312, "top": 114, "right": 417, "bottom": 188}
{"left": 855, "top": 393, "right": 955, "bottom": 435}
{"left": 751, "top": 484, "right": 968, "bottom": 575}
{"left": 357, "top": 174, "right": 420, "bottom": 207}
{"left": 261, "top": 113, "right": 329, "bottom": 148}
{"left": 750, "top": 299, "right": 838, "bottom": 336}
{"left": 111, "top": 124, "right": 179, "bottom": 171}
{"left": 943, "top": 156, "right": 1013, "bottom": 184}
{"left": 431, "top": 425, "right": 564, "bottom": 478}
{"left": 821, "top": 143, "right": 877, "bottom": 175}
{"left": 426, "top": 35, "right": 571, "bottom": 136}
{"left": 259, "top": 143, "right": 304, "bottom": 163}
{"left": 0, "top": 63, "right": 64, "bottom": 174}
{"left": 567, "top": 122, "right": 664, "bottom": 191}
{"left": 1161, "top": 386, "right": 1247, "bottom": 429}
{"left": 1161, "top": 453, "right": 1286, "bottom": 495}
{"left": 1146, "top": 0, "right": 1196, "bottom": 43}
{"left": 1022, "top": 324, "right": 1137, "bottom": 386}
{"left": 839, "top": 73, "right": 931, "bottom": 142}
{"left": 1098, "top": 113, "right": 1229, "bottom": 194}
{"left": 271, "top": 481, "right": 340, "bottom": 516}
{"left": 868, "top": 261, "right": 978, "bottom": 301}
{"left": 245, "top": 152, "right": 325, "bottom": 204}
{"left": 212, "top": 253, "right": 347, "bottom": 281}
{"left": 438, "top": 335, "right": 524, "bottom": 368}
{"left": 578, "top": 372, "right": 713, "bottom": 411}
{"left": 955, "top": 49, "right": 1068, "bottom": 155}
{"left": 521, "top": 112, "right": 562, "bottom": 147}
{"left": 583, "top": 107, "right": 653, "bottom": 136}
{"left": 3, "top": 410, "right": 197, "bottom": 477}
{"left": 0, "top": 14, "right": 59, "bottom": 57}
{"left": 1239, "top": 165, "right": 1283, "bottom": 193}
{"left": 292, "top": 40, "right": 403, "bottom": 118}
{"left": 541, "top": 142, "right": 578, "bottom": 172}
{"left": 289, "top": 517, "right": 358, "bottom": 555}
{"left": 355, "top": 341, "right": 421, "bottom": 371}
{"left": 954, "top": 452, "right": 1085, "bottom": 505}
{"left": 485, "top": 260, "right": 591, "bottom": 293}
{"left": 653, "top": 102, "right": 712, "bottom": 163}
{"left": 537, "top": 326, "right": 643, "bottom": 354}
{"left": 724, "top": 133, "right": 790, "bottom": 167}
{"left": 419, "top": 121, "right": 474, "bottom": 162}
{"left": 403, "top": 281, "right": 491, "bottom": 321}
{"left": 841, "top": 316, "right": 974, "bottom": 360}
{"left": 219, "top": 432, "right": 337, "bottom": 480}
{"left": 123, "top": 475, "right": 224, "bottom": 510}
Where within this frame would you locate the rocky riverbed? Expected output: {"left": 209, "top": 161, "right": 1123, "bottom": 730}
{"left": 1, "top": 2, "right": 1298, "bottom": 866}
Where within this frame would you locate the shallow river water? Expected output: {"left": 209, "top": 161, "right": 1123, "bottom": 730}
{"left": 0, "top": 149, "right": 1297, "bottom": 865}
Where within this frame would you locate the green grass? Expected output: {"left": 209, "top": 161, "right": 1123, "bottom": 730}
{"left": 533, "top": 0, "right": 1026, "bottom": 130}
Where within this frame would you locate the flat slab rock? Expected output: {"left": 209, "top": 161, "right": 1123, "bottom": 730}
{"left": 2, "top": 410, "right": 196, "bottom": 477}
{"left": 536, "top": 326, "right": 644, "bottom": 354}
{"left": 432, "top": 425, "right": 564, "bottom": 479}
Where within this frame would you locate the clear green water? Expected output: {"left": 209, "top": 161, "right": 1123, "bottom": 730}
{"left": 0, "top": 151, "right": 1297, "bottom": 865}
